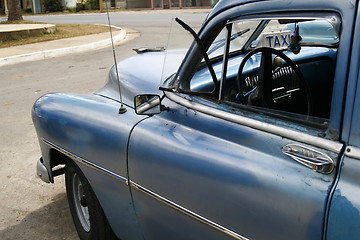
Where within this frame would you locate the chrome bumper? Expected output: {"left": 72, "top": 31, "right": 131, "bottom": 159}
{"left": 36, "top": 157, "right": 51, "bottom": 183}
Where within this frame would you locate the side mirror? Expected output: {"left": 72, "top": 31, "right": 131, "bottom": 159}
{"left": 134, "top": 94, "right": 161, "bottom": 115}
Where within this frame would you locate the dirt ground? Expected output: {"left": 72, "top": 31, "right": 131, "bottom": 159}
{"left": 0, "top": 65, "right": 80, "bottom": 240}
{"left": 0, "top": 49, "right": 116, "bottom": 240}
{"left": 0, "top": 23, "right": 141, "bottom": 238}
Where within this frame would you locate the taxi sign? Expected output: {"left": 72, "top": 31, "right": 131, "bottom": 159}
{"left": 257, "top": 30, "right": 292, "bottom": 50}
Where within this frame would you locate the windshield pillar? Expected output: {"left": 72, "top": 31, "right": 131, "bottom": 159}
{"left": 219, "top": 23, "right": 233, "bottom": 102}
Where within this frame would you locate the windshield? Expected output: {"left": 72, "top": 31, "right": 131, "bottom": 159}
{"left": 208, "top": 19, "right": 339, "bottom": 60}
{"left": 207, "top": 20, "right": 260, "bottom": 59}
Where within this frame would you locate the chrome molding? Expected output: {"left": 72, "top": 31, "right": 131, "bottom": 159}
{"left": 41, "top": 138, "right": 128, "bottom": 184}
{"left": 166, "top": 92, "right": 343, "bottom": 154}
{"left": 42, "top": 137, "right": 249, "bottom": 240}
{"left": 345, "top": 146, "right": 360, "bottom": 160}
{"left": 130, "top": 181, "right": 249, "bottom": 240}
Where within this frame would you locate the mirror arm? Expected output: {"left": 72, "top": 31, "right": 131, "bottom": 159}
{"left": 161, "top": 105, "right": 170, "bottom": 112}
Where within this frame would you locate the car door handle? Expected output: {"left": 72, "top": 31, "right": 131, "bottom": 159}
{"left": 282, "top": 144, "right": 334, "bottom": 174}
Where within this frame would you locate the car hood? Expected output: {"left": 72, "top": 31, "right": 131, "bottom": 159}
{"left": 96, "top": 50, "right": 185, "bottom": 107}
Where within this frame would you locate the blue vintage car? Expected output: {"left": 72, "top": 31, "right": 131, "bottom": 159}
{"left": 32, "top": 0, "right": 360, "bottom": 239}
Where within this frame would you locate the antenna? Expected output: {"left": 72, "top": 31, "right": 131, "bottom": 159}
{"left": 105, "top": 0, "right": 127, "bottom": 114}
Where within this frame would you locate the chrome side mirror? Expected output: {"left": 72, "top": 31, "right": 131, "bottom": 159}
{"left": 134, "top": 94, "right": 161, "bottom": 115}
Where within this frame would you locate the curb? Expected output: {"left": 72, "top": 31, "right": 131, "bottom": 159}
{"left": 0, "top": 24, "right": 56, "bottom": 41}
{"left": 0, "top": 26, "right": 126, "bottom": 67}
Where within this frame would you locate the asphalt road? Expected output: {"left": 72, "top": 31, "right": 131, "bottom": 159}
{"left": 0, "top": 10, "right": 208, "bottom": 240}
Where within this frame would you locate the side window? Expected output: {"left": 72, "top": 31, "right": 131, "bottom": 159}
{"left": 189, "top": 22, "right": 258, "bottom": 94}
{"left": 189, "top": 16, "right": 340, "bottom": 135}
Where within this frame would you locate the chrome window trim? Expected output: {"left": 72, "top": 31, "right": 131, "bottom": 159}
{"left": 165, "top": 92, "right": 343, "bottom": 154}
{"left": 41, "top": 137, "right": 249, "bottom": 240}
{"left": 345, "top": 146, "right": 360, "bottom": 160}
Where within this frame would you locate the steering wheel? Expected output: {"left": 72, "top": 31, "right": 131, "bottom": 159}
{"left": 237, "top": 47, "right": 312, "bottom": 115}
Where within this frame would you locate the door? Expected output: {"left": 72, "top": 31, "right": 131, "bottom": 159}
{"left": 127, "top": 93, "right": 342, "bottom": 240}
{"left": 127, "top": 4, "right": 355, "bottom": 240}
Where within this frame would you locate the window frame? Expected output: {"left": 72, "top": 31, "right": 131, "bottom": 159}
{"left": 169, "top": 11, "right": 344, "bottom": 140}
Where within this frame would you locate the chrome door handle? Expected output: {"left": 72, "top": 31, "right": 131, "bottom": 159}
{"left": 282, "top": 144, "right": 334, "bottom": 174}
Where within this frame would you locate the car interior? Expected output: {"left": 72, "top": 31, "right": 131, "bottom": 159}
{"left": 187, "top": 17, "right": 339, "bottom": 127}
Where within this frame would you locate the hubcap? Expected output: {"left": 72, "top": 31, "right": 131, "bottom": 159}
{"left": 72, "top": 173, "right": 90, "bottom": 232}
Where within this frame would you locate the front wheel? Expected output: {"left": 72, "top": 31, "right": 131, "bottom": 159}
{"left": 65, "top": 160, "right": 117, "bottom": 240}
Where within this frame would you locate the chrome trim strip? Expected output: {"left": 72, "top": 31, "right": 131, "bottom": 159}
{"left": 166, "top": 92, "right": 343, "bottom": 153}
{"left": 42, "top": 137, "right": 249, "bottom": 239}
{"left": 41, "top": 138, "right": 128, "bottom": 184}
{"left": 130, "top": 181, "right": 249, "bottom": 240}
{"left": 345, "top": 146, "right": 360, "bottom": 160}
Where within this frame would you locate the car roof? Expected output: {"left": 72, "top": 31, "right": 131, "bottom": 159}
{"left": 208, "top": 0, "right": 358, "bottom": 20}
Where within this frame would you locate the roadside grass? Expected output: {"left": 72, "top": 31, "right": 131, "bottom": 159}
{"left": 0, "top": 20, "right": 113, "bottom": 48}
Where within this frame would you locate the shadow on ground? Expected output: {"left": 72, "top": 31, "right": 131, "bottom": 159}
{"left": 0, "top": 193, "right": 78, "bottom": 240}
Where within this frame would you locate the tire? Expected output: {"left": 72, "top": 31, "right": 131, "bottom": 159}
{"left": 65, "top": 160, "right": 117, "bottom": 240}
